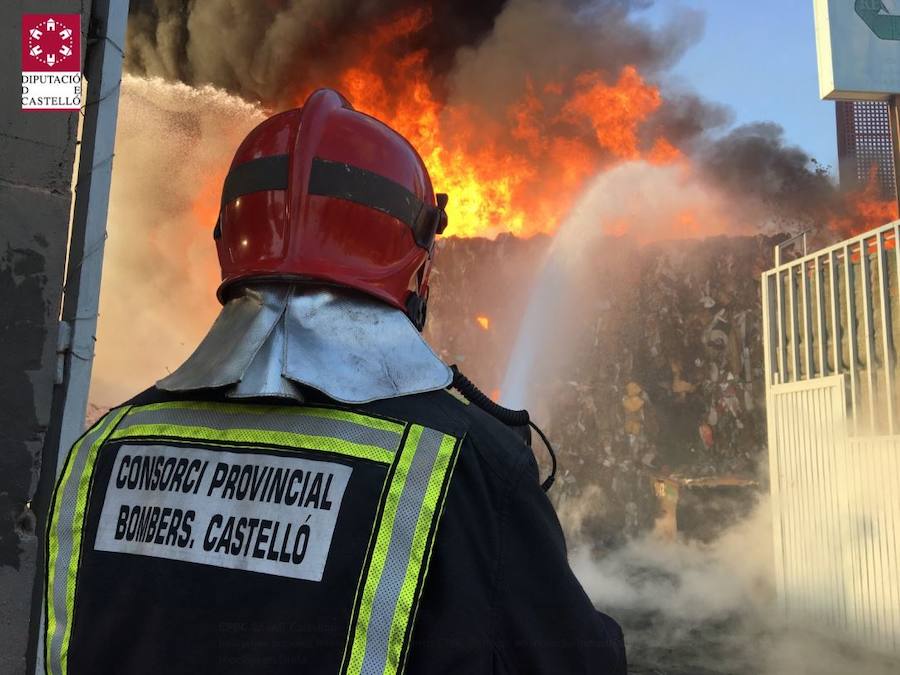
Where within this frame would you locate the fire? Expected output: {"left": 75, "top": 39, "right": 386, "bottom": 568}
{"left": 185, "top": 6, "right": 899, "bottom": 251}
{"left": 192, "top": 173, "right": 225, "bottom": 232}
{"left": 476, "top": 315, "right": 490, "bottom": 330}
{"left": 293, "top": 7, "right": 681, "bottom": 239}
{"left": 829, "top": 166, "right": 899, "bottom": 237}
{"left": 560, "top": 67, "right": 662, "bottom": 160}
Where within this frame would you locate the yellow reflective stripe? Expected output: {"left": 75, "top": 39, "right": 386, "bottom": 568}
{"left": 109, "top": 423, "right": 395, "bottom": 464}
{"left": 446, "top": 388, "right": 471, "bottom": 405}
{"left": 345, "top": 426, "right": 421, "bottom": 675}
{"left": 388, "top": 433, "right": 460, "bottom": 673}
{"left": 338, "top": 450, "right": 399, "bottom": 675}
{"left": 132, "top": 400, "right": 405, "bottom": 434}
{"left": 61, "top": 406, "right": 130, "bottom": 672}
{"left": 46, "top": 406, "right": 130, "bottom": 675}
{"left": 45, "top": 429, "right": 90, "bottom": 671}
{"left": 343, "top": 425, "right": 460, "bottom": 675}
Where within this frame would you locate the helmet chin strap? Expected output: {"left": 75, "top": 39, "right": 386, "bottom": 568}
{"left": 405, "top": 257, "right": 432, "bottom": 331}
{"left": 405, "top": 291, "right": 428, "bottom": 331}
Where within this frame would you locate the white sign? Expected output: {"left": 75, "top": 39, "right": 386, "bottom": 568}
{"left": 95, "top": 444, "right": 352, "bottom": 581}
{"left": 814, "top": 0, "right": 900, "bottom": 99}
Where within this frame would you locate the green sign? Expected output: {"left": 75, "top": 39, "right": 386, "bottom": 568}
{"left": 856, "top": 0, "right": 900, "bottom": 40}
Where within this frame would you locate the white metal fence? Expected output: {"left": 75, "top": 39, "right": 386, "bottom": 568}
{"left": 763, "top": 220, "right": 900, "bottom": 655}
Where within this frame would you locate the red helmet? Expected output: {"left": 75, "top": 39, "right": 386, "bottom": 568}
{"left": 214, "top": 89, "right": 448, "bottom": 329}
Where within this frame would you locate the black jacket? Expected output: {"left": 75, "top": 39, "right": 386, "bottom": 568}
{"left": 56, "top": 385, "right": 626, "bottom": 674}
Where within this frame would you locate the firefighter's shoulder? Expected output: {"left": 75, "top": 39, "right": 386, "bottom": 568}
{"left": 121, "top": 386, "right": 536, "bottom": 486}
{"left": 366, "top": 388, "right": 536, "bottom": 485}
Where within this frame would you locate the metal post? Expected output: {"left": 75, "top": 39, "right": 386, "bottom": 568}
{"left": 876, "top": 232, "right": 894, "bottom": 434}
{"left": 830, "top": 250, "right": 842, "bottom": 378}
{"left": 861, "top": 240, "right": 878, "bottom": 433}
{"left": 778, "top": 271, "right": 787, "bottom": 382}
{"left": 816, "top": 256, "right": 827, "bottom": 377}
{"left": 790, "top": 264, "right": 802, "bottom": 381}
{"left": 845, "top": 245, "right": 860, "bottom": 433}
{"left": 54, "top": 0, "right": 129, "bottom": 471}
{"left": 802, "top": 261, "right": 814, "bottom": 379}
{"left": 27, "top": 1, "right": 129, "bottom": 672}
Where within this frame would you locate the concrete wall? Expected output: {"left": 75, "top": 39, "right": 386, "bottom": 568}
{"left": 0, "top": 2, "right": 89, "bottom": 672}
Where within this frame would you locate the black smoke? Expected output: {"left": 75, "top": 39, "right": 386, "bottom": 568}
{"left": 125, "top": 0, "right": 845, "bottom": 232}
{"left": 125, "top": 0, "right": 710, "bottom": 113}
{"left": 698, "top": 123, "right": 843, "bottom": 229}
{"left": 126, "top": 0, "right": 509, "bottom": 104}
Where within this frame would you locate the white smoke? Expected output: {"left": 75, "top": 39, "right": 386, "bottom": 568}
{"left": 495, "top": 161, "right": 900, "bottom": 672}
{"left": 89, "top": 76, "right": 265, "bottom": 406}
{"left": 570, "top": 498, "right": 900, "bottom": 674}
{"left": 502, "top": 160, "right": 743, "bottom": 410}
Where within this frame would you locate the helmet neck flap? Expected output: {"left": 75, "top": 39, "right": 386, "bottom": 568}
{"left": 157, "top": 283, "right": 451, "bottom": 403}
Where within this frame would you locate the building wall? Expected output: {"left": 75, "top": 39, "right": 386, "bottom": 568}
{"left": 0, "top": 2, "right": 88, "bottom": 672}
{"left": 836, "top": 100, "right": 897, "bottom": 200}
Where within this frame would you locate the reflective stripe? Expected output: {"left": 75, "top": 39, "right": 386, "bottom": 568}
{"left": 111, "top": 402, "right": 405, "bottom": 464}
{"left": 44, "top": 401, "right": 457, "bottom": 675}
{"left": 45, "top": 407, "right": 130, "bottom": 675}
{"left": 132, "top": 400, "right": 405, "bottom": 435}
{"left": 343, "top": 425, "right": 461, "bottom": 675}
{"left": 386, "top": 433, "right": 459, "bottom": 671}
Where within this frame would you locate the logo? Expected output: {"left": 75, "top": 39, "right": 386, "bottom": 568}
{"left": 855, "top": 0, "right": 900, "bottom": 41}
{"left": 21, "top": 14, "right": 82, "bottom": 110}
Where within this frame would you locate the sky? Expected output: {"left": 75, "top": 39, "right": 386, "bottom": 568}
{"left": 641, "top": 0, "right": 838, "bottom": 174}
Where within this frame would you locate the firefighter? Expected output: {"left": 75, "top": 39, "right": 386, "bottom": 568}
{"left": 44, "top": 89, "right": 626, "bottom": 674}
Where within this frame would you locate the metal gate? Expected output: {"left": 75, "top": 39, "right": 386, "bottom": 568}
{"left": 763, "top": 221, "right": 900, "bottom": 655}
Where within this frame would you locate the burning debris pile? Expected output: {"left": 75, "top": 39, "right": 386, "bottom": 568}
{"left": 542, "top": 235, "right": 773, "bottom": 546}
{"left": 425, "top": 232, "right": 776, "bottom": 547}
{"left": 424, "top": 234, "right": 550, "bottom": 390}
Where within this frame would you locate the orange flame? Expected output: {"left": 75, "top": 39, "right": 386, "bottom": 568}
{"left": 829, "top": 166, "right": 899, "bottom": 237}
{"left": 560, "top": 67, "right": 662, "bottom": 160}
{"left": 476, "top": 315, "right": 490, "bottom": 330}
{"left": 191, "top": 173, "right": 225, "bottom": 231}
{"left": 294, "top": 7, "right": 681, "bottom": 239}
{"left": 190, "top": 7, "right": 900, "bottom": 251}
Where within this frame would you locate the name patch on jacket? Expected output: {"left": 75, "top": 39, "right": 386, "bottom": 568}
{"left": 94, "top": 444, "right": 351, "bottom": 581}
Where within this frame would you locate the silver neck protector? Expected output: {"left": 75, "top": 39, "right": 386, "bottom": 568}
{"left": 157, "top": 284, "right": 452, "bottom": 404}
